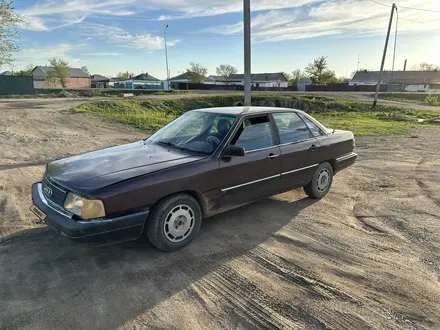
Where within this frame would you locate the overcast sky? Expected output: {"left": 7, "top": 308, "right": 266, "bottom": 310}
{"left": 11, "top": 0, "right": 440, "bottom": 79}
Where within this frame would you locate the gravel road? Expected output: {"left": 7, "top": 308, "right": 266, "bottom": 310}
{"left": 1, "top": 99, "right": 440, "bottom": 330}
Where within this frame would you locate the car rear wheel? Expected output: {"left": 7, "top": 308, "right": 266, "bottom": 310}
{"left": 146, "top": 194, "right": 202, "bottom": 252}
{"left": 303, "top": 162, "right": 333, "bottom": 199}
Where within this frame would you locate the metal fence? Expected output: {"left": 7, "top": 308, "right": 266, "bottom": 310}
{"left": 0, "top": 76, "right": 34, "bottom": 95}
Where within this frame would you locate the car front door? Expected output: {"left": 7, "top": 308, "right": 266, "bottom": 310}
{"left": 217, "top": 114, "right": 282, "bottom": 210}
{"left": 272, "top": 112, "right": 323, "bottom": 190}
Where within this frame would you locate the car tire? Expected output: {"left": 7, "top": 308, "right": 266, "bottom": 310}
{"left": 146, "top": 194, "right": 202, "bottom": 252}
{"left": 303, "top": 162, "right": 334, "bottom": 199}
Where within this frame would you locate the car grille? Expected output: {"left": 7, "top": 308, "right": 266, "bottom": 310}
{"left": 42, "top": 175, "right": 67, "bottom": 207}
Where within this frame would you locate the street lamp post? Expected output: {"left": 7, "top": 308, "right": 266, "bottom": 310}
{"left": 164, "top": 25, "right": 170, "bottom": 90}
{"left": 243, "top": 0, "right": 251, "bottom": 106}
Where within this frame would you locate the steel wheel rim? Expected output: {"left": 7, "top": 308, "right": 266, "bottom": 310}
{"left": 316, "top": 169, "right": 330, "bottom": 192}
{"left": 163, "top": 204, "right": 195, "bottom": 243}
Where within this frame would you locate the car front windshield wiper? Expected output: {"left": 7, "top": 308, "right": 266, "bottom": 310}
{"left": 156, "top": 140, "right": 187, "bottom": 151}
{"left": 156, "top": 140, "right": 210, "bottom": 155}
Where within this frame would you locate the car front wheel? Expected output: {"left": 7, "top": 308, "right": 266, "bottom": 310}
{"left": 146, "top": 194, "right": 202, "bottom": 252}
{"left": 303, "top": 162, "right": 334, "bottom": 199}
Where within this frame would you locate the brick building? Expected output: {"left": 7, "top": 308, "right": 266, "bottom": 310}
{"left": 31, "top": 66, "right": 90, "bottom": 89}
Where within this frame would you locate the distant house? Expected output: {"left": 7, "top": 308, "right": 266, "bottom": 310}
{"left": 225, "top": 72, "right": 288, "bottom": 88}
{"left": 169, "top": 72, "right": 191, "bottom": 83}
{"left": 168, "top": 72, "right": 193, "bottom": 89}
{"left": 91, "top": 74, "right": 110, "bottom": 88}
{"left": 31, "top": 66, "right": 90, "bottom": 89}
{"left": 350, "top": 70, "right": 440, "bottom": 92}
{"left": 115, "top": 73, "right": 162, "bottom": 90}
{"left": 0, "top": 71, "right": 12, "bottom": 76}
{"left": 204, "top": 75, "right": 229, "bottom": 85}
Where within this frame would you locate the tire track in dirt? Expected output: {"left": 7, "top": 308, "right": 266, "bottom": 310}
{"left": 416, "top": 179, "right": 440, "bottom": 208}
{"left": 246, "top": 247, "right": 359, "bottom": 304}
{"left": 355, "top": 216, "right": 388, "bottom": 234}
{"left": 194, "top": 264, "right": 302, "bottom": 329}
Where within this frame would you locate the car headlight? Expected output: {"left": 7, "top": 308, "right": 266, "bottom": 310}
{"left": 64, "top": 193, "right": 106, "bottom": 219}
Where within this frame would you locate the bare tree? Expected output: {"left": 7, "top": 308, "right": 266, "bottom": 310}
{"left": 46, "top": 58, "right": 70, "bottom": 88}
{"left": 216, "top": 64, "right": 237, "bottom": 80}
{"left": 0, "top": 0, "right": 23, "bottom": 69}
{"left": 13, "top": 63, "right": 34, "bottom": 76}
{"left": 81, "top": 66, "right": 90, "bottom": 75}
{"left": 187, "top": 62, "right": 208, "bottom": 83}
{"left": 412, "top": 62, "right": 440, "bottom": 71}
{"left": 116, "top": 71, "right": 134, "bottom": 80}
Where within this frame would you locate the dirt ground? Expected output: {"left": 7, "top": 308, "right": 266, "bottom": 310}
{"left": 1, "top": 99, "right": 440, "bottom": 330}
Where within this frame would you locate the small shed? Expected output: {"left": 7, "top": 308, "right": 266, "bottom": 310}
{"left": 297, "top": 77, "right": 312, "bottom": 91}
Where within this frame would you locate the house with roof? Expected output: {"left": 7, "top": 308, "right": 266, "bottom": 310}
{"left": 168, "top": 72, "right": 198, "bottom": 90}
{"left": 115, "top": 73, "right": 162, "bottom": 90}
{"left": 227, "top": 72, "right": 289, "bottom": 88}
{"left": 0, "top": 71, "right": 12, "bottom": 76}
{"left": 91, "top": 74, "right": 110, "bottom": 88}
{"left": 350, "top": 70, "right": 440, "bottom": 92}
{"left": 31, "top": 66, "right": 90, "bottom": 88}
{"left": 204, "top": 75, "right": 229, "bottom": 85}
{"left": 204, "top": 72, "right": 288, "bottom": 88}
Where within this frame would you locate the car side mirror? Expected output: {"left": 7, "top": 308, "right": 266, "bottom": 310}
{"left": 222, "top": 145, "right": 245, "bottom": 157}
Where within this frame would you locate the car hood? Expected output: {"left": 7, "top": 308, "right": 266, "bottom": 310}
{"left": 47, "top": 141, "right": 205, "bottom": 194}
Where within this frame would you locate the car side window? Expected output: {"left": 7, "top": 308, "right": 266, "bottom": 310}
{"left": 231, "top": 115, "right": 275, "bottom": 152}
{"left": 272, "top": 113, "right": 313, "bottom": 144}
{"left": 298, "top": 113, "right": 326, "bottom": 137}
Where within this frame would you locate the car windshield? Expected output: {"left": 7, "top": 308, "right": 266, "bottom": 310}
{"left": 146, "top": 111, "right": 236, "bottom": 154}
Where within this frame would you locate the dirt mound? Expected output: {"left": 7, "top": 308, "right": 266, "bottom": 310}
{"left": 56, "top": 90, "right": 79, "bottom": 98}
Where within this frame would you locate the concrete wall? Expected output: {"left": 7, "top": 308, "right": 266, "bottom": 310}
{"left": 34, "top": 78, "right": 91, "bottom": 89}
{"left": 404, "top": 84, "right": 439, "bottom": 93}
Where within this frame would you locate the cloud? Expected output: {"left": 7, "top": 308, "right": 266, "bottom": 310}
{"left": 18, "top": 0, "right": 138, "bottom": 30}
{"left": 200, "top": 0, "right": 440, "bottom": 42}
{"left": 19, "top": 0, "right": 322, "bottom": 29}
{"left": 19, "top": 16, "right": 48, "bottom": 31}
{"left": 82, "top": 52, "right": 123, "bottom": 56}
{"left": 84, "top": 24, "right": 179, "bottom": 50}
{"left": 15, "top": 43, "right": 81, "bottom": 66}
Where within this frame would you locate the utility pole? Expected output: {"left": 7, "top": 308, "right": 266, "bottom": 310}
{"left": 243, "top": 0, "right": 251, "bottom": 106}
{"left": 373, "top": 3, "right": 396, "bottom": 107}
{"left": 403, "top": 59, "right": 407, "bottom": 71}
{"left": 357, "top": 54, "right": 360, "bottom": 72}
{"left": 164, "top": 25, "right": 170, "bottom": 90}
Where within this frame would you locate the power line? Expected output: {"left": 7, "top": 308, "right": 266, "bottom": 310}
{"left": 368, "top": 0, "right": 389, "bottom": 7}
{"left": 368, "top": 0, "right": 440, "bottom": 13}
{"left": 399, "top": 5, "right": 440, "bottom": 13}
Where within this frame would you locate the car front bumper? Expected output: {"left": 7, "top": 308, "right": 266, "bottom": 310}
{"left": 31, "top": 183, "right": 149, "bottom": 244}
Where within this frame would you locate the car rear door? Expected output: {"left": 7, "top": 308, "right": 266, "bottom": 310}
{"left": 217, "top": 114, "right": 282, "bottom": 209}
{"left": 272, "top": 112, "right": 323, "bottom": 190}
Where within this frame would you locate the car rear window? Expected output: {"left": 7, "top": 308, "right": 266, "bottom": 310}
{"left": 298, "top": 113, "right": 325, "bottom": 137}
{"left": 273, "top": 113, "right": 313, "bottom": 144}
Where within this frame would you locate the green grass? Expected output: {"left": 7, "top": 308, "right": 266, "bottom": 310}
{"left": 0, "top": 89, "right": 186, "bottom": 99}
{"left": 379, "top": 93, "right": 440, "bottom": 106}
{"left": 311, "top": 112, "right": 413, "bottom": 136}
{"left": 73, "top": 95, "right": 440, "bottom": 136}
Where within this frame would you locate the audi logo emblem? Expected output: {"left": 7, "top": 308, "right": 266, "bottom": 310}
{"left": 43, "top": 185, "right": 53, "bottom": 197}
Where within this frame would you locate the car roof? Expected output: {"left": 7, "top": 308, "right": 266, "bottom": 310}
{"left": 192, "top": 106, "right": 303, "bottom": 116}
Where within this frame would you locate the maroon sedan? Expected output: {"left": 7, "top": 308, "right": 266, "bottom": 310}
{"left": 31, "top": 107, "right": 357, "bottom": 251}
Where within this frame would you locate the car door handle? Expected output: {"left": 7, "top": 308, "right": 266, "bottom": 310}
{"left": 309, "top": 144, "right": 319, "bottom": 152}
{"left": 267, "top": 153, "right": 280, "bottom": 160}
